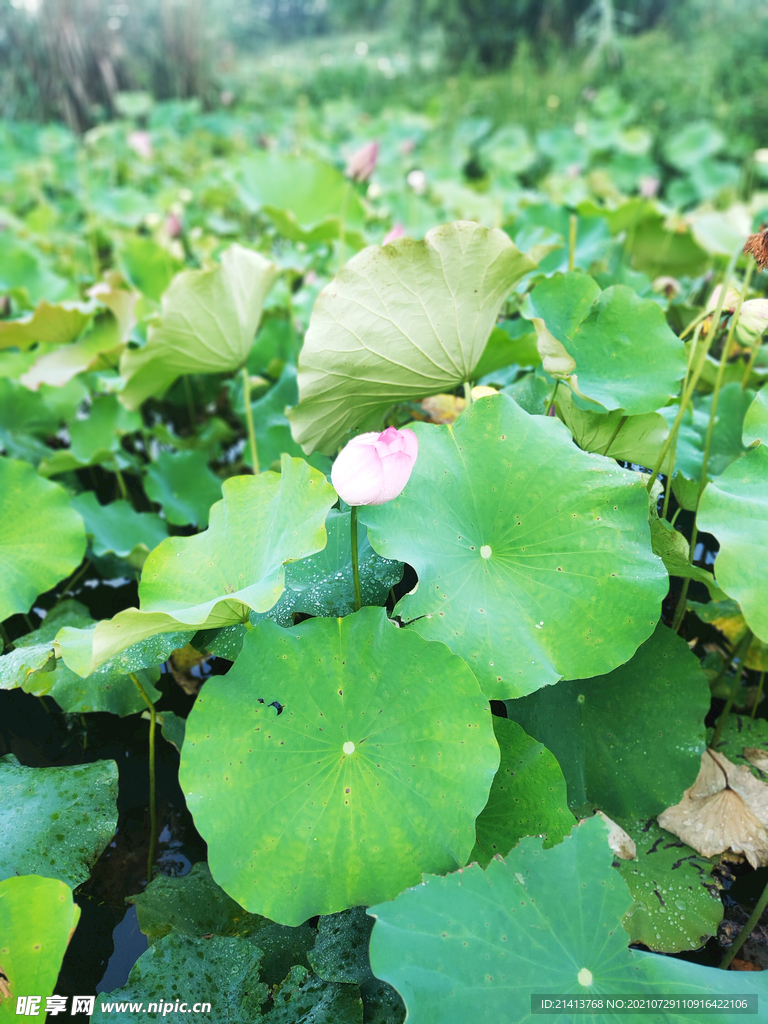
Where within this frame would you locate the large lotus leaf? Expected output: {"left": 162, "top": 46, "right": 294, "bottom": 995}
{"left": 744, "top": 388, "right": 768, "bottom": 445}
{"left": 56, "top": 456, "right": 336, "bottom": 675}
{"left": 288, "top": 222, "right": 536, "bottom": 454}
{"left": 0, "top": 234, "right": 71, "bottom": 307}
{"left": 120, "top": 245, "right": 278, "bottom": 410}
{"left": 128, "top": 862, "right": 268, "bottom": 945}
{"left": 269, "top": 966, "right": 362, "bottom": 1024}
{"left": 117, "top": 235, "right": 182, "bottom": 303}
{"left": 144, "top": 450, "right": 223, "bottom": 528}
{"left": 180, "top": 608, "right": 499, "bottom": 926}
{"left": 471, "top": 717, "right": 574, "bottom": 868}
{"left": 556, "top": 387, "right": 668, "bottom": 467}
{"left": 234, "top": 153, "right": 366, "bottom": 244}
{"left": 507, "top": 623, "right": 709, "bottom": 820}
{"left": 0, "top": 876, "right": 80, "bottom": 1024}
{"left": 38, "top": 394, "right": 142, "bottom": 478}
{"left": 0, "top": 458, "right": 86, "bottom": 622}
{"left": 616, "top": 820, "right": 722, "bottom": 953}
{"left": 90, "top": 933, "right": 267, "bottom": 1024}
{"left": 361, "top": 395, "right": 667, "bottom": 698}
{"left": 368, "top": 817, "right": 767, "bottom": 1024}
{"left": 527, "top": 273, "right": 686, "bottom": 415}
{"left": 0, "top": 299, "right": 94, "bottom": 351}
{"left": 698, "top": 443, "right": 768, "bottom": 642}
{"left": 689, "top": 599, "right": 768, "bottom": 672}
{"left": 257, "top": 509, "right": 403, "bottom": 627}
{"left": 0, "top": 754, "right": 117, "bottom": 889}
{"left": 4, "top": 601, "right": 161, "bottom": 715}
{"left": 308, "top": 907, "right": 374, "bottom": 985}
{"left": 71, "top": 493, "right": 167, "bottom": 563}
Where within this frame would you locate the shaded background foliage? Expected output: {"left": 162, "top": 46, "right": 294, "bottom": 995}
{"left": 3, "top": 0, "right": 768, "bottom": 139}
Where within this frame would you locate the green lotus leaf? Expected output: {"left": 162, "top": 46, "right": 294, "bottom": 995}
{"left": 117, "top": 235, "right": 183, "bottom": 303}
{"left": 120, "top": 245, "right": 278, "bottom": 410}
{"left": 0, "top": 458, "right": 86, "bottom": 622}
{"left": 507, "top": 623, "right": 709, "bottom": 820}
{"left": 57, "top": 457, "right": 336, "bottom": 674}
{"left": 471, "top": 717, "right": 574, "bottom": 868}
{"left": 233, "top": 153, "right": 366, "bottom": 244}
{"left": 0, "top": 754, "right": 117, "bottom": 889}
{"left": 689, "top": 599, "right": 768, "bottom": 672}
{"left": 180, "top": 608, "right": 499, "bottom": 926}
{"left": 0, "top": 234, "right": 72, "bottom": 307}
{"left": 20, "top": 310, "right": 131, "bottom": 391}
{"left": 698, "top": 443, "right": 768, "bottom": 642}
{"left": 649, "top": 514, "right": 725, "bottom": 601}
{"left": 269, "top": 966, "right": 363, "bottom": 1024}
{"left": 71, "top": 492, "right": 167, "bottom": 563}
{"left": 0, "top": 876, "right": 80, "bottom": 1023}
{"left": 616, "top": 820, "right": 722, "bottom": 953}
{"left": 744, "top": 388, "right": 768, "bottom": 446}
{"left": 711, "top": 714, "right": 768, "bottom": 776}
{"left": 368, "top": 816, "right": 768, "bottom": 1023}
{"left": 361, "top": 395, "right": 666, "bottom": 698}
{"left": 5, "top": 601, "right": 161, "bottom": 715}
{"left": 288, "top": 222, "right": 536, "bottom": 454}
{"left": 556, "top": 387, "right": 668, "bottom": 467}
{"left": 257, "top": 509, "right": 403, "bottom": 627}
{"left": 90, "top": 933, "right": 267, "bottom": 1024}
{"left": 128, "top": 862, "right": 268, "bottom": 945}
{"left": 527, "top": 272, "right": 686, "bottom": 414}
{"left": 0, "top": 299, "right": 94, "bottom": 351}
{"left": 662, "top": 383, "right": 754, "bottom": 485}
{"left": 0, "top": 378, "right": 61, "bottom": 465}
{"left": 308, "top": 907, "right": 374, "bottom": 986}
{"left": 38, "top": 394, "right": 142, "bottom": 477}
{"left": 89, "top": 186, "right": 160, "bottom": 228}
{"left": 144, "top": 450, "right": 223, "bottom": 528}
{"left": 472, "top": 319, "right": 540, "bottom": 381}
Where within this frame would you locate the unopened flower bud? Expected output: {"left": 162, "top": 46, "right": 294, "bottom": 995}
{"left": 345, "top": 141, "right": 378, "bottom": 183}
{"left": 331, "top": 426, "right": 418, "bottom": 506}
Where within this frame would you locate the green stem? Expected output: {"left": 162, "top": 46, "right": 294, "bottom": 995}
{"left": 711, "top": 629, "right": 754, "bottom": 748}
{"left": 130, "top": 673, "right": 158, "bottom": 885}
{"left": 338, "top": 180, "right": 354, "bottom": 275}
{"left": 661, "top": 434, "right": 678, "bottom": 521}
{"left": 545, "top": 379, "right": 560, "bottom": 415}
{"left": 350, "top": 506, "right": 362, "bottom": 612}
{"left": 680, "top": 307, "right": 710, "bottom": 342}
{"left": 112, "top": 456, "right": 128, "bottom": 502}
{"left": 646, "top": 258, "right": 738, "bottom": 496}
{"left": 752, "top": 671, "right": 765, "bottom": 719}
{"left": 241, "top": 367, "right": 259, "bottom": 472}
{"left": 670, "top": 264, "right": 753, "bottom": 629}
{"left": 719, "top": 858, "right": 768, "bottom": 970}
{"left": 50, "top": 559, "right": 91, "bottom": 612}
{"left": 463, "top": 381, "right": 473, "bottom": 404}
{"left": 183, "top": 375, "right": 196, "bottom": 429}
{"left": 741, "top": 333, "right": 764, "bottom": 389}
{"left": 568, "top": 214, "right": 577, "bottom": 272}
{"left": 601, "top": 415, "right": 627, "bottom": 457}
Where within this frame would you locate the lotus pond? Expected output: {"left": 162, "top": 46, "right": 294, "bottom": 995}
{"left": 3, "top": 91, "right": 768, "bottom": 1023}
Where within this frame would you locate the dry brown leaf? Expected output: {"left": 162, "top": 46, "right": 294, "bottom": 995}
{"left": 658, "top": 750, "right": 768, "bottom": 868}
{"left": 0, "top": 965, "right": 10, "bottom": 1001}
{"left": 730, "top": 959, "right": 763, "bottom": 971}
{"left": 596, "top": 811, "right": 636, "bottom": 860}
{"left": 744, "top": 748, "right": 768, "bottom": 773}
{"left": 169, "top": 643, "right": 208, "bottom": 696}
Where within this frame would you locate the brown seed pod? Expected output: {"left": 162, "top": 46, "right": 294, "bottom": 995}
{"left": 744, "top": 228, "right": 768, "bottom": 269}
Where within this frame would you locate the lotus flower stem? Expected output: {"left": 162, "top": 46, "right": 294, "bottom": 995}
{"left": 130, "top": 673, "right": 158, "bottom": 884}
{"left": 646, "top": 256, "right": 738, "bottom": 495}
{"left": 751, "top": 671, "right": 765, "bottom": 719}
{"left": 719, "top": 856, "right": 768, "bottom": 969}
{"left": 601, "top": 415, "right": 627, "bottom": 457}
{"left": 350, "top": 506, "right": 362, "bottom": 612}
{"left": 241, "top": 366, "right": 259, "bottom": 472}
{"left": 545, "top": 380, "right": 559, "bottom": 415}
{"left": 112, "top": 456, "right": 128, "bottom": 502}
{"left": 671, "top": 264, "right": 753, "bottom": 629}
{"left": 710, "top": 629, "right": 753, "bottom": 748}
{"left": 463, "top": 381, "right": 473, "bottom": 404}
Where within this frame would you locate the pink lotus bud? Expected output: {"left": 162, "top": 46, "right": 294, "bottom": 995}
{"left": 127, "top": 130, "right": 153, "bottom": 160}
{"left": 331, "top": 426, "right": 418, "bottom": 506}
{"left": 382, "top": 223, "right": 405, "bottom": 246}
{"left": 639, "top": 175, "right": 660, "bottom": 198}
{"left": 345, "top": 141, "right": 378, "bottom": 182}
{"left": 166, "top": 213, "right": 183, "bottom": 239}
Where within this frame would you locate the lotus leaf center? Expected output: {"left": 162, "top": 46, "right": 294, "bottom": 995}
{"left": 577, "top": 968, "right": 593, "bottom": 987}
{"left": 480, "top": 545, "right": 492, "bottom": 559}
{"left": 343, "top": 741, "right": 356, "bottom": 755}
